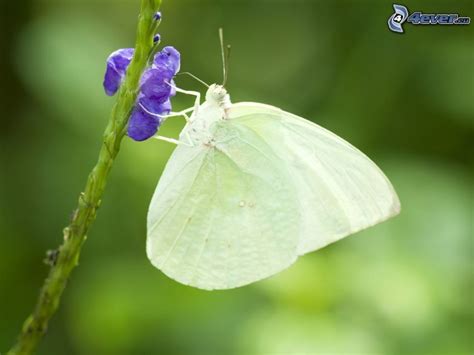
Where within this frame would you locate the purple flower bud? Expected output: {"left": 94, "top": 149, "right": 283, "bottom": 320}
{"left": 127, "top": 105, "right": 160, "bottom": 141}
{"left": 154, "top": 12, "right": 162, "bottom": 21}
{"left": 103, "top": 48, "right": 134, "bottom": 96}
{"left": 153, "top": 34, "right": 161, "bottom": 44}
{"left": 153, "top": 46, "right": 180, "bottom": 75}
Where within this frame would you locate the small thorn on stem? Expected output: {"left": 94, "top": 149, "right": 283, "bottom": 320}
{"left": 44, "top": 249, "right": 60, "bottom": 267}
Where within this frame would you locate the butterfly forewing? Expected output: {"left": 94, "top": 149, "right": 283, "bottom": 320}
{"left": 147, "top": 122, "right": 300, "bottom": 290}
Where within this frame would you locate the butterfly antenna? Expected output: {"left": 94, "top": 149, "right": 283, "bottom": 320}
{"left": 176, "top": 72, "right": 210, "bottom": 88}
{"left": 219, "top": 28, "right": 231, "bottom": 87}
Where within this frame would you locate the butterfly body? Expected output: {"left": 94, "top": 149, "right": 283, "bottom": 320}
{"left": 180, "top": 84, "right": 231, "bottom": 146}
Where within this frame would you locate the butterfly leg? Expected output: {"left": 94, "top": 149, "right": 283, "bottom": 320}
{"left": 161, "top": 107, "right": 195, "bottom": 146}
{"left": 154, "top": 135, "right": 194, "bottom": 147}
{"left": 165, "top": 107, "right": 194, "bottom": 123}
{"left": 138, "top": 103, "right": 193, "bottom": 121}
{"left": 154, "top": 136, "right": 182, "bottom": 145}
{"left": 168, "top": 83, "right": 201, "bottom": 117}
{"left": 138, "top": 104, "right": 195, "bottom": 147}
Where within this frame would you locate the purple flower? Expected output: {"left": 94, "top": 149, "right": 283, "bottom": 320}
{"left": 102, "top": 44, "right": 181, "bottom": 141}
{"left": 103, "top": 48, "right": 134, "bottom": 96}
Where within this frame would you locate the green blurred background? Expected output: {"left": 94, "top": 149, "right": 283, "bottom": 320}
{"left": 1, "top": 0, "right": 472, "bottom": 354}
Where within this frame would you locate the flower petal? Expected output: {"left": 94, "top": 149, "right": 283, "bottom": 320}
{"left": 169, "top": 79, "right": 177, "bottom": 97}
{"left": 103, "top": 48, "right": 134, "bottom": 96}
{"left": 139, "top": 94, "right": 172, "bottom": 116}
{"left": 140, "top": 68, "right": 173, "bottom": 104}
{"left": 153, "top": 46, "right": 181, "bottom": 75}
{"left": 127, "top": 105, "right": 160, "bottom": 141}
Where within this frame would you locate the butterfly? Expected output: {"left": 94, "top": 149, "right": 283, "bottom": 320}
{"left": 146, "top": 31, "right": 400, "bottom": 290}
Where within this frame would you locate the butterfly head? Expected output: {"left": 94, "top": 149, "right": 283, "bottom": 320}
{"left": 206, "top": 84, "right": 231, "bottom": 109}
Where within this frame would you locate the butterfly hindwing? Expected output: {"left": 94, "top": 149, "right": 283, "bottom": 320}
{"left": 228, "top": 102, "right": 401, "bottom": 255}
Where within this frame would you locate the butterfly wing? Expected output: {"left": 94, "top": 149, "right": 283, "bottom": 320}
{"left": 147, "top": 128, "right": 300, "bottom": 290}
{"left": 227, "top": 102, "right": 400, "bottom": 255}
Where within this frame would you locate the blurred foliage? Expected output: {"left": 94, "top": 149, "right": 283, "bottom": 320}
{"left": 0, "top": 0, "right": 473, "bottom": 354}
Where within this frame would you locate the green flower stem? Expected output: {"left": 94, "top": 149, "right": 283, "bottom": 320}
{"left": 7, "top": 1, "right": 161, "bottom": 353}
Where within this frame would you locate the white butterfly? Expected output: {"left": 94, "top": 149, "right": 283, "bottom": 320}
{"left": 146, "top": 33, "right": 400, "bottom": 290}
